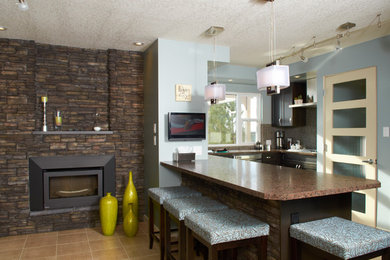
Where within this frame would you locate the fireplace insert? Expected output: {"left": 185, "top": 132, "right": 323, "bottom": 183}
{"left": 29, "top": 155, "right": 115, "bottom": 211}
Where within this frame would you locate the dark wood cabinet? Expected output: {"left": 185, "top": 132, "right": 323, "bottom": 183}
{"left": 281, "top": 153, "right": 317, "bottom": 171}
{"left": 272, "top": 83, "right": 306, "bottom": 127}
{"left": 261, "top": 152, "right": 281, "bottom": 165}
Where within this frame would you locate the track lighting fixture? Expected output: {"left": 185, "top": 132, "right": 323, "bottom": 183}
{"left": 335, "top": 34, "right": 343, "bottom": 51}
{"left": 377, "top": 14, "right": 382, "bottom": 28}
{"left": 17, "top": 0, "right": 29, "bottom": 11}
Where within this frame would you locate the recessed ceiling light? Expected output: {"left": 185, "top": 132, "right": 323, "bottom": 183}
{"left": 294, "top": 75, "right": 301, "bottom": 79}
{"left": 0, "top": 26, "right": 7, "bottom": 31}
{"left": 228, "top": 79, "right": 233, "bottom": 82}
{"left": 133, "top": 42, "right": 144, "bottom": 46}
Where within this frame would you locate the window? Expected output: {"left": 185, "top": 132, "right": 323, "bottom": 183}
{"left": 208, "top": 93, "right": 261, "bottom": 145}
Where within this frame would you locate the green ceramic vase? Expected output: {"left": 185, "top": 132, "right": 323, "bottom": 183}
{"left": 99, "top": 192, "right": 118, "bottom": 236}
{"left": 123, "top": 203, "right": 138, "bottom": 237}
{"left": 122, "top": 171, "right": 138, "bottom": 219}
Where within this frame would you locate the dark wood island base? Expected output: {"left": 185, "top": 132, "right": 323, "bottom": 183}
{"left": 161, "top": 156, "right": 379, "bottom": 260}
{"left": 182, "top": 174, "right": 351, "bottom": 260}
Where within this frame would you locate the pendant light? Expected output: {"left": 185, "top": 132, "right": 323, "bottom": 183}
{"left": 205, "top": 26, "right": 226, "bottom": 105}
{"left": 257, "top": 0, "right": 289, "bottom": 95}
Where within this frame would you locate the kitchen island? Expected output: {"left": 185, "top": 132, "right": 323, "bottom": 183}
{"left": 161, "top": 156, "right": 380, "bottom": 260}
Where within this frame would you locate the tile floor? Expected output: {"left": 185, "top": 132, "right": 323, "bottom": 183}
{"left": 0, "top": 222, "right": 161, "bottom": 260}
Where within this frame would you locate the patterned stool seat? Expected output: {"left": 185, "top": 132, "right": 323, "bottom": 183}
{"left": 290, "top": 217, "right": 390, "bottom": 259}
{"left": 163, "top": 196, "right": 228, "bottom": 221}
{"left": 163, "top": 196, "right": 228, "bottom": 259}
{"left": 147, "top": 186, "right": 201, "bottom": 260}
{"left": 185, "top": 208, "right": 270, "bottom": 245}
{"left": 148, "top": 186, "right": 201, "bottom": 205}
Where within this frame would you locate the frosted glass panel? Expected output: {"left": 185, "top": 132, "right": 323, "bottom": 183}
{"left": 333, "top": 108, "right": 366, "bottom": 128}
{"left": 352, "top": 192, "right": 366, "bottom": 213}
{"left": 333, "top": 136, "right": 366, "bottom": 156}
{"left": 333, "top": 162, "right": 365, "bottom": 178}
{"left": 333, "top": 79, "right": 366, "bottom": 102}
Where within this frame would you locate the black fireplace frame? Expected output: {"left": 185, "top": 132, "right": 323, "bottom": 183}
{"left": 29, "top": 155, "right": 115, "bottom": 211}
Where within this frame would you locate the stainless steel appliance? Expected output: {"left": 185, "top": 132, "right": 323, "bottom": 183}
{"left": 275, "top": 130, "right": 284, "bottom": 149}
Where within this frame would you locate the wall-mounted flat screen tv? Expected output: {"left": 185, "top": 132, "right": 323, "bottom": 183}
{"left": 168, "top": 112, "right": 206, "bottom": 141}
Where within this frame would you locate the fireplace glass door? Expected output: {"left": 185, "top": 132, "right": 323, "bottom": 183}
{"left": 43, "top": 169, "right": 103, "bottom": 209}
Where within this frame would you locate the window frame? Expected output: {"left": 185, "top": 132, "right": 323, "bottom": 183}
{"left": 208, "top": 92, "right": 261, "bottom": 146}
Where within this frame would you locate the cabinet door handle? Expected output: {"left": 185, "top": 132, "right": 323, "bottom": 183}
{"left": 279, "top": 118, "right": 281, "bottom": 124}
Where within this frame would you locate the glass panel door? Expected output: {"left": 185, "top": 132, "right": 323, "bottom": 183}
{"left": 324, "top": 67, "right": 377, "bottom": 227}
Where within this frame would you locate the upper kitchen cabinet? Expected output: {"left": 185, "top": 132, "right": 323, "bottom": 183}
{"left": 272, "top": 83, "right": 306, "bottom": 127}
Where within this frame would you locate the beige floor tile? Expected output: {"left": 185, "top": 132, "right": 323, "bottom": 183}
{"left": 91, "top": 247, "right": 129, "bottom": 260}
{"left": 86, "top": 227, "right": 116, "bottom": 241}
{"left": 57, "top": 232, "right": 87, "bottom": 244}
{"left": 130, "top": 254, "right": 160, "bottom": 260}
{"left": 137, "top": 222, "right": 148, "bottom": 234}
{"left": 89, "top": 237, "right": 121, "bottom": 251}
{"left": 20, "top": 245, "right": 56, "bottom": 259}
{"left": 57, "top": 228, "right": 86, "bottom": 236}
{"left": 0, "top": 234, "right": 27, "bottom": 241}
{"left": 27, "top": 232, "right": 58, "bottom": 238}
{"left": 0, "top": 249, "right": 23, "bottom": 260}
{"left": 25, "top": 235, "right": 57, "bottom": 248}
{"left": 57, "top": 251, "right": 93, "bottom": 260}
{"left": 0, "top": 238, "right": 26, "bottom": 252}
{"left": 57, "top": 241, "right": 90, "bottom": 256}
{"left": 119, "top": 233, "right": 149, "bottom": 248}
{"left": 123, "top": 245, "right": 159, "bottom": 258}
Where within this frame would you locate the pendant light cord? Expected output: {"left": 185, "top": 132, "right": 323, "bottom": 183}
{"left": 213, "top": 35, "right": 216, "bottom": 84}
{"left": 269, "top": 1, "right": 275, "bottom": 63}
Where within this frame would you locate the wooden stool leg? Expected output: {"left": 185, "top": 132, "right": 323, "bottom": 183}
{"left": 148, "top": 197, "right": 154, "bottom": 249}
{"left": 164, "top": 209, "right": 170, "bottom": 260}
{"left": 258, "top": 236, "right": 267, "bottom": 260}
{"left": 383, "top": 249, "right": 390, "bottom": 260}
{"left": 208, "top": 246, "right": 218, "bottom": 260}
{"left": 179, "top": 220, "right": 186, "bottom": 260}
{"left": 160, "top": 205, "right": 165, "bottom": 260}
{"left": 186, "top": 228, "right": 195, "bottom": 260}
{"left": 290, "top": 237, "right": 299, "bottom": 260}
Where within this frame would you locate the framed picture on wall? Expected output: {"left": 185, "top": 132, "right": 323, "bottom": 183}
{"left": 175, "top": 84, "right": 192, "bottom": 102}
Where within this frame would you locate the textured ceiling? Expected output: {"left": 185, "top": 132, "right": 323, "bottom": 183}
{"left": 0, "top": 0, "right": 389, "bottom": 67}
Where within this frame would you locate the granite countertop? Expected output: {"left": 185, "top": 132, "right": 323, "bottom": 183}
{"left": 209, "top": 149, "right": 317, "bottom": 156}
{"left": 160, "top": 156, "right": 380, "bottom": 201}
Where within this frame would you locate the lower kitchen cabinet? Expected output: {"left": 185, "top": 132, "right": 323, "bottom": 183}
{"left": 281, "top": 153, "right": 316, "bottom": 171}
{"left": 261, "top": 152, "right": 281, "bottom": 165}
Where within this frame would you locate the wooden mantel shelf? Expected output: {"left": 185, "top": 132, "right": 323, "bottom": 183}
{"left": 32, "top": 131, "right": 113, "bottom": 135}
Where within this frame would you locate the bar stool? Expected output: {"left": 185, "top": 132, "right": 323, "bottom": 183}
{"left": 185, "top": 208, "right": 270, "bottom": 260}
{"left": 148, "top": 186, "right": 202, "bottom": 260}
{"left": 290, "top": 217, "right": 390, "bottom": 260}
{"left": 163, "top": 196, "right": 228, "bottom": 259}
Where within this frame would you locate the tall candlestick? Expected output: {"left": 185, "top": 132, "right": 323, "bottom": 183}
{"left": 41, "top": 96, "right": 48, "bottom": 132}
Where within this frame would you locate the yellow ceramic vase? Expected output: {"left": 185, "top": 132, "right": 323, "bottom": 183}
{"left": 123, "top": 203, "right": 138, "bottom": 237}
{"left": 99, "top": 192, "right": 118, "bottom": 236}
{"left": 122, "top": 171, "right": 138, "bottom": 220}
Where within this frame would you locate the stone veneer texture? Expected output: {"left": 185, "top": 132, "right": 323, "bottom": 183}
{"left": 182, "top": 174, "right": 281, "bottom": 260}
{"left": 0, "top": 38, "right": 144, "bottom": 237}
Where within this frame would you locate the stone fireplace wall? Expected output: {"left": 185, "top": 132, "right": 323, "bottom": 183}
{"left": 0, "top": 38, "right": 144, "bottom": 236}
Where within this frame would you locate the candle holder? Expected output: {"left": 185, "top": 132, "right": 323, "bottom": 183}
{"left": 41, "top": 96, "right": 48, "bottom": 132}
{"left": 54, "top": 110, "right": 62, "bottom": 131}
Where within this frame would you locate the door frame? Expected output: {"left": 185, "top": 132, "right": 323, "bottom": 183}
{"left": 322, "top": 66, "right": 377, "bottom": 227}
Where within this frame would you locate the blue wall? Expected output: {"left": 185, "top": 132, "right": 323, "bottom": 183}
{"left": 289, "top": 35, "right": 390, "bottom": 230}
{"left": 157, "top": 39, "right": 230, "bottom": 187}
